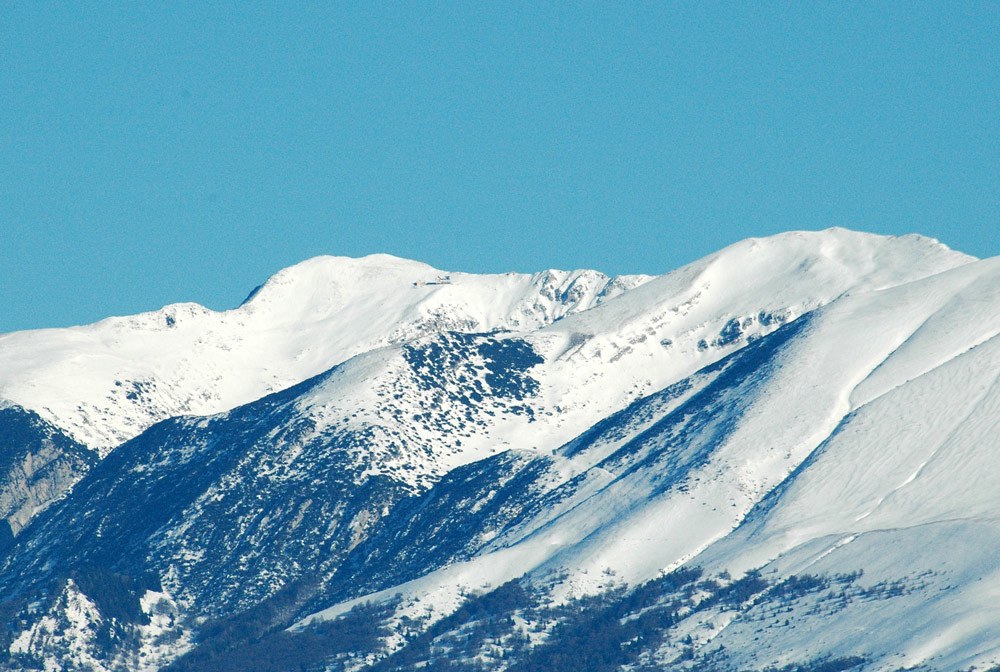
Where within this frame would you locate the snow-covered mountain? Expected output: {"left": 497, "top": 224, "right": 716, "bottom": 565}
{"left": 0, "top": 255, "right": 651, "bottom": 452}
{"left": 1, "top": 228, "right": 997, "bottom": 672}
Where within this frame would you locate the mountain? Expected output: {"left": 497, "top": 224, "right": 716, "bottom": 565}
{"left": 0, "top": 255, "right": 650, "bottom": 453}
{"left": 1, "top": 228, "right": 998, "bottom": 672}
{"left": 0, "top": 404, "right": 94, "bottom": 536}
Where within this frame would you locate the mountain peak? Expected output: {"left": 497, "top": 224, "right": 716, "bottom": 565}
{"left": 240, "top": 254, "right": 439, "bottom": 306}
{"left": 0, "top": 229, "right": 976, "bottom": 452}
{"left": 3, "top": 228, "right": 999, "bottom": 672}
{"left": 0, "top": 253, "right": 642, "bottom": 450}
{"left": 239, "top": 253, "right": 439, "bottom": 308}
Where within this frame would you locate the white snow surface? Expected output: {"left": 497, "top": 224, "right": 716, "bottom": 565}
{"left": 0, "top": 229, "right": 969, "bottom": 456}
{"left": 0, "top": 254, "right": 650, "bottom": 452}
{"left": 8, "top": 581, "right": 192, "bottom": 672}
{"left": 6, "top": 227, "right": 997, "bottom": 670}
{"left": 296, "top": 238, "right": 1000, "bottom": 672}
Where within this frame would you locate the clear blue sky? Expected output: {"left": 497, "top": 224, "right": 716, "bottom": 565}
{"left": 2, "top": 3, "right": 998, "bottom": 333}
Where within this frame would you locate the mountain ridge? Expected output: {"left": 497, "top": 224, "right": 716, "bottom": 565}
{"left": 0, "top": 256, "right": 652, "bottom": 452}
{"left": 1, "top": 227, "right": 997, "bottom": 672}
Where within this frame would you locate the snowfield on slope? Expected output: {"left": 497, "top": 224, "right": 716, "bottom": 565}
{"left": 2, "top": 227, "right": 994, "bottom": 672}
{"left": 0, "top": 256, "right": 650, "bottom": 452}
{"left": 0, "top": 229, "right": 971, "bottom": 456}
{"left": 295, "top": 250, "right": 1000, "bottom": 672}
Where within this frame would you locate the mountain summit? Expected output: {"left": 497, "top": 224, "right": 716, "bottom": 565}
{"left": 1, "top": 228, "right": 996, "bottom": 672}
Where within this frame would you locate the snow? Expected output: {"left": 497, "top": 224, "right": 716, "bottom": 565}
{"left": 0, "top": 254, "right": 650, "bottom": 452}
{"left": 6, "top": 227, "right": 997, "bottom": 670}
{"left": 295, "top": 231, "right": 978, "bottom": 490}
{"left": 290, "top": 235, "right": 1000, "bottom": 672}
{"left": 692, "top": 523, "right": 1000, "bottom": 672}
{"left": 8, "top": 581, "right": 194, "bottom": 672}
{"left": 10, "top": 579, "right": 110, "bottom": 672}
{"left": 0, "top": 230, "right": 969, "bottom": 456}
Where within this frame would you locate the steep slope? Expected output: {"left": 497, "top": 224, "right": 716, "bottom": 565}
{"left": 289, "top": 255, "right": 1000, "bottom": 672}
{"left": 677, "top": 257, "right": 1000, "bottom": 672}
{"left": 0, "top": 256, "right": 651, "bottom": 453}
{"left": 0, "top": 228, "right": 990, "bottom": 672}
{"left": 0, "top": 404, "right": 95, "bottom": 536}
{"left": 0, "top": 330, "right": 561, "bottom": 621}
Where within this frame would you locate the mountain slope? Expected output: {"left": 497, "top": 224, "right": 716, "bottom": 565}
{"left": 0, "top": 228, "right": 995, "bottom": 672}
{"left": 0, "top": 256, "right": 651, "bottom": 452}
{"left": 0, "top": 228, "right": 966, "bottom": 541}
{"left": 0, "top": 404, "right": 94, "bottom": 536}
{"left": 0, "top": 230, "right": 970, "bottom": 455}
{"left": 292, "top": 254, "right": 1000, "bottom": 671}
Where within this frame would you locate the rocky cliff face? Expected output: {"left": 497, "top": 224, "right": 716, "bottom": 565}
{"left": 0, "top": 405, "right": 94, "bottom": 536}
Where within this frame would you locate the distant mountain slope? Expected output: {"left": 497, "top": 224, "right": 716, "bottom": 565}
{"left": 0, "top": 256, "right": 651, "bottom": 452}
{"left": 292, "top": 254, "right": 1000, "bottom": 671}
{"left": 1, "top": 228, "right": 996, "bottom": 672}
{"left": 0, "top": 229, "right": 969, "bottom": 454}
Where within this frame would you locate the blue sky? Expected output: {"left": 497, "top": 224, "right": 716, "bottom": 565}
{"left": 2, "top": 3, "right": 998, "bottom": 333}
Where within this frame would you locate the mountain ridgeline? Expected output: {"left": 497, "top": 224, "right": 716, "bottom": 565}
{"left": 1, "top": 229, "right": 999, "bottom": 671}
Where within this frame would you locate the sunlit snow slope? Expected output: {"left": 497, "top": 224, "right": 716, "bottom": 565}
{"left": 0, "top": 256, "right": 650, "bottom": 452}
{"left": 1, "top": 227, "right": 994, "bottom": 672}
{"left": 0, "top": 229, "right": 968, "bottom": 455}
{"left": 291, "top": 238, "right": 1000, "bottom": 672}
